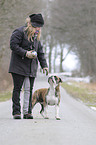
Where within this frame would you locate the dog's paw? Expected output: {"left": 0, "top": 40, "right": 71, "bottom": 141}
{"left": 44, "top": 117, "right": 49, "bottom": 119}
{"left": 56, "top": 117, "right": 61, "bottom": 120}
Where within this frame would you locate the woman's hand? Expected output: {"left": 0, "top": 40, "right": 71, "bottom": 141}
{"left": 26, "top": 50, "right": 37, "bottom": 59}
{"left": 43, "top": 68, "right": 48, "bottom": 76}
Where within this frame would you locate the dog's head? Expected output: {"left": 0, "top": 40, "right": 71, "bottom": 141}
{"left": 48, "top": 76, "right": 63, "bottom": 86}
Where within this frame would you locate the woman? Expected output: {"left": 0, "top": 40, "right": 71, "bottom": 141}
{"left": 9, "top": 13, "right": 48, "bottom": 119}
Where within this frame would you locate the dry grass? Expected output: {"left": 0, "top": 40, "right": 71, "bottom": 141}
{"left": 0, "top": 91, "right": 12, "bottom": 102}
{"left": 61, "top": 81, "right": 96, "bottom": 107}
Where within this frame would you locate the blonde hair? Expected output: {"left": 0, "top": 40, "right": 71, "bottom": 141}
{"left": 24, "top": 17, "right": 41, "bottom": 41}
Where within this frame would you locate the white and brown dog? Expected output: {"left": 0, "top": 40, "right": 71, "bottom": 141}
{"left": 32, "top": 76, "right": 62, "bottom": 120}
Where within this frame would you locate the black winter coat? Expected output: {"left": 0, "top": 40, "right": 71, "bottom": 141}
{"left": 9, "top": 26, "right": 48, "bottom": 77}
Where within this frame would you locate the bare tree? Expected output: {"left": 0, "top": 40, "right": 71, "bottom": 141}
{"left": 1, "top": 0, "right": 96, "bottom": 91}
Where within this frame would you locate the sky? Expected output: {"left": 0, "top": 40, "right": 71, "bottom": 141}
{"left": 44, "top": 44, "right": 80, "bottom": 72}
{"left": 55, "top": 45, "right": 80, "bottom": 72}
{"left": 62, "top": 53, "right": 79, "bottom": 71}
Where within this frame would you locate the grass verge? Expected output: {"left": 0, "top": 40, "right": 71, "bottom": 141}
{"left": 61, "top": 81, "right": 96, "bottom": 107}
{"left": 0, "top": 91, "right": 12, "bottom": 102}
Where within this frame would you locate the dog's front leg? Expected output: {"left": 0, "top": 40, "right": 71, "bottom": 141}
{"left": 44, "top": 105, "right": 49, "bottom": 119}
{"left": 55, "top": 104, "right": 60, "bottom": 120}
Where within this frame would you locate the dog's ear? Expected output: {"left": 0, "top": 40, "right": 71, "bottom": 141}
{"left": 48, "top": 77, "right": 50, "bottom": 83}
{"left": 48, "top": 77, "right": 52, "bottom": 84}
{"left": 59, "top": 78, "right": 63, "bottom": 83}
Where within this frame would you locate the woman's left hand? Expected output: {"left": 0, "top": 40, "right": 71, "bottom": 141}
{"left": 43, "top": 68, "right": 48, "bottom": 76}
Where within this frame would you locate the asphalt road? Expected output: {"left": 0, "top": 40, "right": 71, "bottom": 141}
{"left": 0, "top": 74, "right": 96, "bottom": 145}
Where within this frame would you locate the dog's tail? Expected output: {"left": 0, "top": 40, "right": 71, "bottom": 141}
{"left": 32, "top": 91, "right": 38, "bottom": 109}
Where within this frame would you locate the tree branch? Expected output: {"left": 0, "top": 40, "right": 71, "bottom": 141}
{"left": 62, "top": 46, "right": 73, "bottom": 61}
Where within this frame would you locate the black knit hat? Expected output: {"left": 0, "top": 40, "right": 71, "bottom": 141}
{"left": 29, "top": 13, "right": 44, "bottom": 27}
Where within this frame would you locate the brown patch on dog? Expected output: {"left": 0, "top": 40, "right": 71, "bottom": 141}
{"left": 32, "top": 88, "right": 49, "bottom": 108}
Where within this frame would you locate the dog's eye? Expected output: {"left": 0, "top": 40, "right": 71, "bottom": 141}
{"left": 54, "top": 76, "right": 59, "bottom": 83}
{"left": 54, "top": 76, "right": 58, "bottom": 81}
{"left": 54, "top": 76, "right": 57, "bottom": 79}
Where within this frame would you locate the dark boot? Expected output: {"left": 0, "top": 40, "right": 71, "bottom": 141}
{"left": 13, "top": 114, "right": 21, "bottom": 119}
{"left": 23, "top": 114, "right": 33, "bottom": 119}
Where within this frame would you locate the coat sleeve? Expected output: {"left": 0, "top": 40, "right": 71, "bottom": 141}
{"left": 37, "top": 41, "right": 48, "bottom": 69}
{"left": 10, "top": 29, "right": 27, "bottom": 57}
